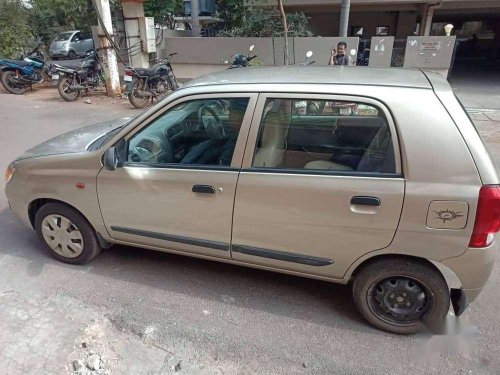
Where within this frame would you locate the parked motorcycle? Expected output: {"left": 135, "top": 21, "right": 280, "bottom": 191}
{"left": 0, "top": 46, "right": 48, "bottom": 95}
{"left": 124, "top": 53, "right": 179, "bottom": 109}
{"left": 222, "top": 45, "right": 258, "bottom": 69}
{"left": 51, "top": 50, "right": 104, "bottom": 102}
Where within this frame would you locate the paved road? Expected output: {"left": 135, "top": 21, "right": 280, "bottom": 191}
{"left": 0, "top": 88, "right": 499, "bottom": 374}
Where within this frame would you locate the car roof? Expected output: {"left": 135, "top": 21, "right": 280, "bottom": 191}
{"left": 184, "top": 66, "right": 432, "bottom": 90}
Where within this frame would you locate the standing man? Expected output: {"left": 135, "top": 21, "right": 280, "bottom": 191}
{"left": 329, "top": 41, "right": 351, "bottom": 66}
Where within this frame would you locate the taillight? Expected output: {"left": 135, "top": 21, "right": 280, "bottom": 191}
{"left": 469, "top": 185, "right": 500, "bottom": 248}
{"left": 124, "top": 69, "right": 134, "bottom": 76}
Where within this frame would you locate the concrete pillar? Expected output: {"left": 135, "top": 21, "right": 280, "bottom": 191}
{"left": 95, "top": 0, "right": 121, "bottom": 96}
{"left": 191, "top": 0, "right": 201, "bottom": 37}
{"left": 339, "top": 0, "right": 351, "bottom": 37}
{"left": 121, "top": 0, "right": 149, "bottom": 68}
{"left": 422, "top": 6, "right": 434, "bottom": 36}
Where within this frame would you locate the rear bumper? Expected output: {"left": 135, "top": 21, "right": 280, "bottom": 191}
{"left": 441, "top": 244, "right": 497, "bottom": 313}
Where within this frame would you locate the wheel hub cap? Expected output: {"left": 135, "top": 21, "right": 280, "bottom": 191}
{"left": 41, "top": 214, "right": 84, "bottom": 258}
{"left": 369, "top": 277, "right": 429, "bottom": 325}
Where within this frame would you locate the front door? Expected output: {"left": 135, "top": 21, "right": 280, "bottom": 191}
{"left": 231, "top": 94, "right": 405, "bottom": 278}
{"left": 97, "top": 94, "right": 257, "bottom": 259}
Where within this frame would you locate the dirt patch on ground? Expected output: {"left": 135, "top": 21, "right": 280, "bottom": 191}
{"left": 0, "top": 84, "right": 142, "bottom": 112}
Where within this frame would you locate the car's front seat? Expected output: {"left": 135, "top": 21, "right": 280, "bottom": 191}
{"left": 253, "top": 100, "right": 292, "bottom": 168}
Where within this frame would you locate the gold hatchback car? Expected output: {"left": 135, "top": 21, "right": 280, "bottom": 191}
{"left": 5, "top": 67, "right": 499, "bottom": 334}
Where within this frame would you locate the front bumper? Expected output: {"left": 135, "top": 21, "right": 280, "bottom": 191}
{"left": 49, "top": 50, "right": 69, "bottom": 58}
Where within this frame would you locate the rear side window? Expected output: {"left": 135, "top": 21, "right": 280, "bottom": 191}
{"left": 252, "top": 98, "right": 396, "bottom": 174}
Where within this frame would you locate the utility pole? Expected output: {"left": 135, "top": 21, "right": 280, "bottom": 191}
{"left": 191, "top": 0, "right": 201, "bottom": 36}
{"left": 277, "top": 0, "right": 289, "bottom": 65}
{"left": 94, "top": 0, "right": 121, "bottom": 96}
{"left": 339, "top": 0, "right": 351, "bottom": 37}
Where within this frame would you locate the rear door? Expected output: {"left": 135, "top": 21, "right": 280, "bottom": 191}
{"left": 231, "top": 93, "right": 405, "bottom": 278}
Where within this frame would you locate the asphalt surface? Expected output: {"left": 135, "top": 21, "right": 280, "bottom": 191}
{"left": 0, "top": 87, "right": 500, "bottom": 374}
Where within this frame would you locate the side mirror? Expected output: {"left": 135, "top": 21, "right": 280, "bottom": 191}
{"left": 103, "top": 147, "right": 118, "bottom": 170}
{"left": 249, "top": 44, "right": 255, "bottom": 52}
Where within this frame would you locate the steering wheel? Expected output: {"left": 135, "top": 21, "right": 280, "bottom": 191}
{"left": 198, "top": 105, "right": 226, "bottom": 139}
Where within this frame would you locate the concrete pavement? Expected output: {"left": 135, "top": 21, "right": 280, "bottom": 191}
{"left": 0, "top": 86, "right": 499, "bottom": 374}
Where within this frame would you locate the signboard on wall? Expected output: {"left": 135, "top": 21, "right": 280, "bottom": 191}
{"left": 369, "top": 36, "right": 394, "bottom": 68}
{"left": 403, "top": 36, "right": 456, "bottom": 69}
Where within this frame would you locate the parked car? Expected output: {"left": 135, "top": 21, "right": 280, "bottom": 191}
{"left": 49, "top": 31, "right": 94, "bottom": 60}
{"left": 5, "top": 67, "right": 499, "bottom": 335}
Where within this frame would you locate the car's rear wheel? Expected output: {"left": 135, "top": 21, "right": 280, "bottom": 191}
{"left": 35, "top": 203, "right": 102, "bottom": 264}
{"left": 352, "top": 257, "right": 450, "bottom": 335}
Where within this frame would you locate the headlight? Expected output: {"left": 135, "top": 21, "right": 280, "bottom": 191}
{"left": 62, "top": 42, "right": 68, "bottom": 49}
{"left": 5, "top": 164, "right": 15, "bottom": 183}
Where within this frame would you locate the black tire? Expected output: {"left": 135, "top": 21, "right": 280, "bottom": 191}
{"left": 34, "top": 203, "right": 102, "bottom": 265}
{"left": 1, "top": 71, "right": 27, "bottom": 95}
{"left": 128, "top": 79, "right": 150, "bottom": 109}
{"left": 68, "top": 50, "right": 77, "bottom": 59}
{"left": 58, "top": 76, "right": 80, "bottom": 102}
{"left": 352, "top": 257, "right": 450, "bottom": 335}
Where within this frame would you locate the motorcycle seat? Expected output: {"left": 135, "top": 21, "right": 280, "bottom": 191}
{"left": 134, "top": 68, "right": 157, "bottom": 77}
{"left": 2, "top": 59, "right": 31, "bottom": 67}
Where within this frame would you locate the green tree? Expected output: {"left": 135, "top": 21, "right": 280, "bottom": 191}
{"left": 219, "top": 6, "right": 312, "bottom": 37}
{"left": 0, "top": 0, "right": 32, "bottom": 58}
{"left": 215, "top": 0, "right": 245, "bottom": 31}
{"left": 28, "top": 0, "right": 97, "bottom": 46}
{"left": 144, "top": 0, "right": 183, "bottom": 28}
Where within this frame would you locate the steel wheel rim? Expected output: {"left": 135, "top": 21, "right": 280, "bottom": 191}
{"left": 41, "top": 214, "right": 84, "bottom": 258}
{"left": 367, "top": 276, "right": 431, "bottom": 326}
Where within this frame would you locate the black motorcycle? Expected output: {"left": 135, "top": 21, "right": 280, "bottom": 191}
{"left": 51, "top": 50, "right": 104, "bottom": 102}
{"left": 0, "top": 45, "right": 50, "bottom": 95}
{"left": 124, "top": 53, "right": 179, "bottom": 109}
{"left": 224, "top": 45, "right": 258, "bottom": 69}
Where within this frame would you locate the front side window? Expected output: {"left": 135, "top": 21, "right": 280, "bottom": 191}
{"left": 252, "top": 98, "right": 396, "bottom": 174}
{"left": 127, "top": 97, "right": 250, "bottom": 167}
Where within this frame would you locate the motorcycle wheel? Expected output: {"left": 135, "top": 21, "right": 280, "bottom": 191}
{"left": 154, "top": 79, "right": 173, "bottom": 103}
{"left": 128, "top": 79, "right": 150, "bottom": 109}
{"left": 58, "top": 76, "right": 80, "bottom": 102}
{"left": 1, "top": 71, "right": 27, "bottom": 95}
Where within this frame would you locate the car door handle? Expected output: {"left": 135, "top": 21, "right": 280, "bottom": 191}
{"left": 350, "top": 196, "right": 381, "bottom": 207}
{"left": 192, "top": 184, "right": 215, "bottom": 194}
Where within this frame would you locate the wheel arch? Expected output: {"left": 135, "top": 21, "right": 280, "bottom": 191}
{"left": 28, "top": 198, "right": 111, "bottom": 248}
{"left": 346, "top": 253, "right": 462, "bottom": 290}
{"left": 28, "top": 198, "right": 85, "bottom": 230}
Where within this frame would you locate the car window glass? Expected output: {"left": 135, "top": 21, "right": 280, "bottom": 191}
{"left": 55, "top": 32, "right": 73, "bottom": 41}
{"left": 127, "top": 98, "right": 250, "bottom": 167}
{"left": 253, "top": 98, "right": 395, "bottom": 174}
{"left": 72, "top": 32, "right": 81, "bottom": 42}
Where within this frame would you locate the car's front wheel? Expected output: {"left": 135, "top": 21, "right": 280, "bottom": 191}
{"left": 352, "top": 257, "right": 450, "bottom": 335}
{"left": 35, "top": 203, "right": 102, "bottom": 264}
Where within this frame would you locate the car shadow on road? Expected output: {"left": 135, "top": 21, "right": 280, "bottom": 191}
{"left": 0, "top": 208, "right": 373, "bottom": 334}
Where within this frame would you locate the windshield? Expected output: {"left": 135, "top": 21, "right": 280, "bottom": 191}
{"left": 87, "top": 124, "right": 129, "bottom": 151}
{"left": 55, "top": 32, "right": 74, "bottom": 42}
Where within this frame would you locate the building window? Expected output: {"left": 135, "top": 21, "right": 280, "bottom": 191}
{"left": 351, "top": 26, "right": 364, "bottom": 37}
{"left": 376, "top": 26, "right": 389, "bottom": 36}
